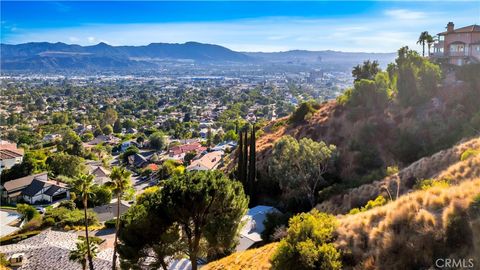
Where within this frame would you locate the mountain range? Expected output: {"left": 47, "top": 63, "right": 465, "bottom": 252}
{"left": 0, "top": 42, "right": 396, "bottom": 72}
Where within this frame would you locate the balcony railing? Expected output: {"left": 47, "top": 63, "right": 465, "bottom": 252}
{"left": 448, "top": 51, "right": 468, "bottom": 57}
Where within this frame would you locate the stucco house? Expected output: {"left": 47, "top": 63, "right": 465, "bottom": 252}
{"left": 432, "top": 22, "right": 480, "bottom": 65}
{"left": 1, "top": 173, "right": 70, "bottom": 204}
{"left": 186, "top": 151, "right": 223, "bottom": 171}
{"left": 0, "top": 140, "right": 24, "bottom": 174}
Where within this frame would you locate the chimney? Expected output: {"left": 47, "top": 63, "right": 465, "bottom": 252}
{"left": 447, "top": 22, "right": 454, "bottom": 33}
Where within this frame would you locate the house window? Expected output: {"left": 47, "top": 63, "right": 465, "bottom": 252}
{"left": 450, "top": 44, "right": 465, "bottom": 52}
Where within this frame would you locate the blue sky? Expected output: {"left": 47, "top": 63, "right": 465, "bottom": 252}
{"left": 1, "top": 1, "right": 479, "bottom": 52}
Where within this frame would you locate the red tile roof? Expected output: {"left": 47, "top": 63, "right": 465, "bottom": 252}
{"left": 169, "top": 142, "right": 206, "bottom": 156}
{"left": 0, "top": 149, "right": 23, "bottom": 160}
{"left": 438, "top": 24, "right": 480, "bottom": 35}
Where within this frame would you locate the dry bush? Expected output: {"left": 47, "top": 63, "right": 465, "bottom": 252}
{"left": 317, "top": 137, "right": 480, "bottom": 214}
{"left": 336, "top": 179, "right": 480, "bottom": 269}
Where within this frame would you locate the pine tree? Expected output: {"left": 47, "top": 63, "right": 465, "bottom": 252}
{"left": 248, "top": 124, "right": 256, "bottom": 197}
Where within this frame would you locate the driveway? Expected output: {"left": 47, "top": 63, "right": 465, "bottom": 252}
{"left": 0, "top": 210, "right": 21, "bottom": 237}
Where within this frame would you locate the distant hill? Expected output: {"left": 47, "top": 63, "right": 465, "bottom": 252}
{"left": 0, "top": 41, "right": 252, "bottom": 71}
{"left": 0, "top": 42, "right": 396, "bottom": 72}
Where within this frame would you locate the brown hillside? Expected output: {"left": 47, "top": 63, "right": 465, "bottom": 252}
{"left": 337, "top": 178, "right": 480, "bottom": 269}
{"left": 255, "top": 81, "right": 472, "bottom": 182}
{"left": 317, "top": 136, "right": 480, "bottom": 214}
{"left": 202, "top": 243, "right": 279, "bottom": 270}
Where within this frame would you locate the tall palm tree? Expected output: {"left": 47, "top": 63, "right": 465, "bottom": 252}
{"left": 72, "top": 173, "right": 96, "bottom": 270}
{"left": 426, "top": 34, "right": 436, "bottom": 56}
{"left": 69, "top": 238, "right": 99, "bottom": 270}
{"left": 107, "top": 166, "right": 132, "bottom": 270}
{"left": 417, "top": 31, "right": 430, "bottom": 57}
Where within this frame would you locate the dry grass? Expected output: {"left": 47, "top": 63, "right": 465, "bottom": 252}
{"left": 336, "top": 178, "right": 480, "bottom": 269}
{"left": 204, "top": 179, "right": 480, "bottom": 270}
{"left": 317, "top": 136, "right": 480, "bottom": 214}
{"left": 202, "top": 243, "right": 279, "bottom": 270}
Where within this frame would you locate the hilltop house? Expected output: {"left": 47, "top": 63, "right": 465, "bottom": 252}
{"left": 168, "top": 142, "right": 207, "bottom": 161}
{"left": 186, "top": 151, "right": 223, "bottom": 171}
{"left": 237, "top": 205, "right": 280, "bottom": 251}
{"left": 432, "top": 22, "right": 480, "bottom": 65}
{"left": 1, "top": 173, "right": 70, "bottom": 204}
{"left": 86, "top": 161, "right": 111, "bottom": 185}
{"left": 0, "top": 140, "right": 24, "bottom": 174}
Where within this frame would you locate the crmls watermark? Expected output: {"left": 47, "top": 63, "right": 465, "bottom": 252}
{"left": 435, "top": 258, "right": 475, "bottom": 269}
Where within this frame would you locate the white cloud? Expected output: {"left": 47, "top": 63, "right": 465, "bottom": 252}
{"left": 68, "top": 36, "right": 79, "bottom": 42}
{"left": 384, "top": 9, "right": 427, "bottom": 20}
{"left": 2, "top": 7, "right": 474, "bottom": 53}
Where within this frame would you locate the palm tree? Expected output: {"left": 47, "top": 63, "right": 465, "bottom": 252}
{"left": 69, "top": 237, "right": 99, "bottom": 270}
{"left": 107, "top": 166, "right": 132, "bottom": 270}
{"left": 417, "top": 31, "right": 430, "bottom": 57}
{"left": 72, "top": 174, "right": 96, "bottom": 270}
{"left": 426, "top": 34, "right": 435, "bottom": 56}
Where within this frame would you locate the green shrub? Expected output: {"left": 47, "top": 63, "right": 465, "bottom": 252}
{"left": 290, "top": 102, "right": 317, "bottom": 125}
{"left": 16, "top": 203, "right": 38, "bottom": 221}
{"left": 414, "top": 178, "right": 450, "bottom": 190}
{"left": 44, "top": 207, "right": 98, "bottom": 227}
{"left": 42, "top": 217, "right": 55, "bottom": 227}
{"left": 104, "top": 218, "right": 117, "bottom": 229}
{"left": 460, "top": 148, "right": 480, "bottom": 161}
{"left": 348, "top": 195, "right": 387, "bottom": 214}
{"left": 78, "top": 235, "right": 104, "bottom": 245}
{"left": 271, "top": 210, "right": 341, "bottom": 270}
{"left": 21, "top": 215, "right": 43, "bottom": 231}
{"left": 58, "top": 200, "right": 76, "bottom": 210}
{"left": 386, "top": 166, "right": 399, "bottom": 176}
{"left": 0, "top": 230, "right": 41, "bottom": 245}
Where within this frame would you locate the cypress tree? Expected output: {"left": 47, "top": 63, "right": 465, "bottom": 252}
{"left": 238, "top": 130, "right": 244, "bottom": 182}
{"left": 248, "top": 124, "right": 256, "bottom": 197}
{"left": 243, "top": 127, "right": 249, "bottom": 187}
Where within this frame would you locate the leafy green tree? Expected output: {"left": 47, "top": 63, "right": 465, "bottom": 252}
{"left": 47, "top": 152, "right": 85, "bottom": 178}
{"left": 352, "top": 60, "right": 380, "bottom": 82}
{"left": 102, "top": 124, "right": 113, "bottom": 135}
{"left": 118, "top": 193, "right": 180, "bottom": 270}
{"left": 162, "top": 171, "right": 248, "bottom": 266}
{"left": 183, "top": 151, "right": 197, "bottom": 165}
{"left": 119, "top": 171, "right": 248, "bottom": 270}
{"left": 60, "top": 130, "right": 85, "bottom": 156}
{"left": 69, "top": 238, "right": 99, "bottom": 270}
{"left": 269, "top": 136, "right": 336, "bottom": 208}
{"left": 107, "top": 166, "right": 132, "bottom": 270}
{"left": 89, "top": 185, "right": 112, "bottom": 207}
{"left": 93, "top": 126, "right": 103, "bottom": 137}
{"left": 52, "top": 112, "right": 69, "bottom": 125}
{"left": 1, "top": 153, "right": 37, "bottom": 183}
{"left": 223, "top": 130, "right": 238, "bottom": 142}
{"left": 290, "top": 102, "right": 316, "bottom": 124}
{"left": 271, "top": 210, "right": 341, "bottom": 270}
{"left": 149, "top": 132, "right": 166, "bottom": 151}
{"left": 121, "top": 146, "right": 139, "bottom": 164}
{"left": 113, "top": 119, "right": 122, "bottom": 134}
{"left": 81, "top": 132, "right": 94, "bottom": 142}
{"left": 16, "top": 204, "right": 38, "bottom": 221}
{"left": 103, "top": 108, "right": 118, "bottom": 126}
{"left": 71, "top": 174, "right": 96, "bottom": 270}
